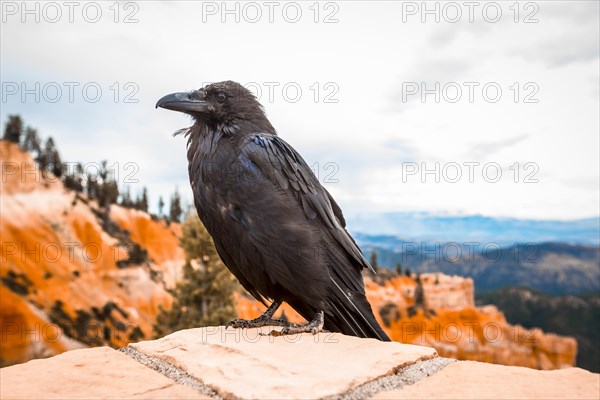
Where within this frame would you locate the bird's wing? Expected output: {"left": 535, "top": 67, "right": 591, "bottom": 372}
{"left": 241, "top": 134, "right": 389, "bottom": 341}
{"left": 324, "top": 187, "right": 346, "bottom": 227}
{"left": 243, "top": 134, "right": 375, "bottom": 277}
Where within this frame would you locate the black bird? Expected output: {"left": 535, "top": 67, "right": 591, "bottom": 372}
{"left": 157, "top": 81, "right": 389, "bottom": 341}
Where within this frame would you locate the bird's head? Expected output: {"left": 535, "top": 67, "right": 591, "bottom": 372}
{"left": 156, "top": 81, "right": 274, "bottom": 135}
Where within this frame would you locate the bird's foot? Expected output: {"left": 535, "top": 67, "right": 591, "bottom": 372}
{"left": 269, "top": 311, "right": 324, "bottom": 337}
{"left": 226, "top": 316, "right": 300, "bottom": 329}
{"left": 227, "top": 300, "right": 295, "bottom": 330}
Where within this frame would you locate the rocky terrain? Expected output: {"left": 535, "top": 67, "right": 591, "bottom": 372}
{"left": 0, "top": 140, "right": 582, "bottom": 371}
{"left": 1, "top": 327, "right": 598, "bottom": 400}
{"left": 477, "top": 287, "right": 600, "bottom": 372}
{"left": 1, "top": 140, "right": 182, "bottom": 365}
{"left": 368, "top": 274, "right": 576, "bottom": 370}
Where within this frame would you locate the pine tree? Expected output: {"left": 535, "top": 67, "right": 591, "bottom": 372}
{"left": 95, "top": 161, "right": 109, "bottom": 206}
{"left": 153, "top": 213, "right": 237, "bottom": 336}
{"left": 395, "top": 262, "right": 402, "bottom": 276}
{"left": 139, "top": 187, "right": 149, "bottom": 212}
{"left": 92, "top": 161, "right": 118, "bottom": 207}
{"left": 369, "top": 251, "right": 379, "bottom": 272}
{"left": 22, "top": 127, "right": 41, "bottom": 154}
{"left": 86, "top": 173, "right": 98, "bottom": 200}
{"left": 3, "top": 115, "right": 23, "bottom": 144}
{"left": 42, "top": 137, "right": 63, "bottom": 177}
{"left": 74, "top": 163, "right": 84, "bottom": 192}
{"left": 158, "top": 196, "right": 165, "bottom": 217}
{"left": 120, "top": 186, "right": 133, "bottom": 208}
{"left": 104, "top": 180, "right": 119, "bottom": 206}
{"left": 169, "top": 188, "right": 183, "bottom": 223}
{"left": 64, "top": 162, "right": 85, "bottom": 193}
{"left": 35, "top": 143, "right": 46, "bottom": 167}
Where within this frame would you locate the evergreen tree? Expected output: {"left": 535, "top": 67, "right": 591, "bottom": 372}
{"left": 404, "top": 268, "right": 412, "bottom": 278}
{"left": 395, "top": 262, "right": 402, "bottom": 276}
{"left": 42, "top": 137, "right": 63, "bottom": 177}
{"left": 169, "top": 188, "right": 183, "bottom": 223}
{"left": 34, "top": 144, "right": 46, "bottom": 167}
{"left": 138, "top": 187, "right": 149, "bottom": 212}
{"left": 369, "top": 251, "right": 379, "bottom": 272}
{"left": 22, "top": 127, "right": 41, "bottom": 154}
{"left": 75, "top": 163, "right": 84, "bottom": 191}
{"left": 86, "top": 173, "right": 98, "bottom": 200}
{"left": 95, "top": 161, "right": 109, "bottom": 206}
{"left": 158, "top": 196, "right": 165, "bottom": 217}
{"left": 154, "top": 213, "right": 237, "bottom": 336}
{"left": 104, "top": 180, "right": 119, "bottom": 206}
{"left": 64, "top": 162, "right": 85, "bottom": 193}
{"left": 120, "top": 186, "right": 133, "bottom": 208}
{"left": 414, "top": 274, "right": 425, "bottom": 307}
{"left": 3, "top": 115, "right": 23, "bottom": 144}
{"left": 92, "top": 160, "right": 118, "bottom": 207}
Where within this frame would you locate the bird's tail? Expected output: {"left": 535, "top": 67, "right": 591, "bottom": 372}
{"left": 325, "top": 277, "right": 390, "bottom": 341}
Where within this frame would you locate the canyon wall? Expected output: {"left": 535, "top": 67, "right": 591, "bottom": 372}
{"left": 0, "top": 140, "right": 577, "bottom": 370}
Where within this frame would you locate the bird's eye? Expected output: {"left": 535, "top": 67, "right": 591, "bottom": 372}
{"left": 216, "top": 92, "right": 226, "bottom": 103}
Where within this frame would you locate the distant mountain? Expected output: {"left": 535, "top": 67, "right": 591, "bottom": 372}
{"left": 476, "top": 287, "right": 600, "bottom": 372}
{"left": 348, "top": 212, "right": 600, "bottom": 246}
{"left": 356, "top": 237, "right": 600, "bottom": 296}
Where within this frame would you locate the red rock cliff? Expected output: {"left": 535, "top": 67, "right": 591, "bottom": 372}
{"left": 0, "top": 140, "right": 577, "bottom": 370}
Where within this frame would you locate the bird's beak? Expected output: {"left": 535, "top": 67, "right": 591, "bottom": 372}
{"left": 155, "top": 91, "right": 208, "bottom": 113}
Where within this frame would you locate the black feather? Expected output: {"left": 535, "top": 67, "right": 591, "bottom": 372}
{"left": 166, "top": 81, "right": 389, "bottom": 341}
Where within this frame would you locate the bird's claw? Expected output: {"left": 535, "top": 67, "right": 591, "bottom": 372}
{"left": 227, "top": 310, "right": 324, "bottom": 336}
{"left": 265, "top": 326, "right": 321, "bottom": 337}
{"left": 265, "top": 312, "right": 324, "bottom": 337}
{"left": 226, "top": 316, "right": 276, "bottom": 329}
{"left": 280, "top": 326, "right": 292, "bottom": 336}
{"left": 226, "top": 318, "right": 252, "bottom": 329}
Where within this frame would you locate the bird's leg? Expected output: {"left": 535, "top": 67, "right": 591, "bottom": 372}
{"left": 269, "top": 311, "right": 324, "bottom": 336}
{"left": 226, "top": 300, "right": 301, "bottom": 329}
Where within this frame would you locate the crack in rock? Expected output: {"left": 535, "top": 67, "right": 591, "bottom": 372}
{"left": 336, "top": 357, "right": 456, "bottom": 400}
{"left": 120, "top": 346, "right": 223, "bottom": 399}
{"left": 122, "top": 345, "right": 455, "bottom": 400}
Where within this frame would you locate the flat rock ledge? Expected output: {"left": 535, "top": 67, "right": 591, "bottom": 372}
{"left": 1, "top": 326, "right": 598, "bottom": 400}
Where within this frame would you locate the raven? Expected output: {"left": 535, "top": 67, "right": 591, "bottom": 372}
{"left": 157, "top": 81, "right": 389, "bottom": 341}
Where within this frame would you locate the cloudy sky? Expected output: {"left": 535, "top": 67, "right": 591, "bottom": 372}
{"left": 2, "top": 0, "right": 599, "bottom": 222}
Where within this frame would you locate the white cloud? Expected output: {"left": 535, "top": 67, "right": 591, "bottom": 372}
{"left": 1, "top": 1, "right": 598, "bottom": 220}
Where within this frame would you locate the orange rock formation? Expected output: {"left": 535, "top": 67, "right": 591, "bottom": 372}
{"left": 1, "top": 141, "right": 182, "bottom": 365}
{"left": 0, "top": 140, "right": 578, "bottom": 370}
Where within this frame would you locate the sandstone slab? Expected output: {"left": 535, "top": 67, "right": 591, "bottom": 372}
{"left": 372, "top": 360, "right": 600, "bottom": 400}
{"left": 0, "top": 347, "right": 204, "bottom": 399}
{"left": 129, "top": 326, "right": 437, "bottom": 399}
